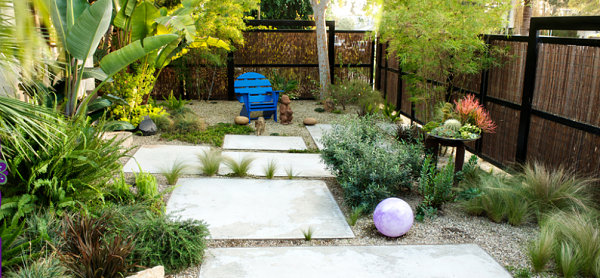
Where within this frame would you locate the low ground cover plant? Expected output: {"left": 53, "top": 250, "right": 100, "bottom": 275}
{"left": 162, "top": 122, "right": 253, "bottom": 146}
{"left": 321, "top": 115, "right": 423, "bottom": 211}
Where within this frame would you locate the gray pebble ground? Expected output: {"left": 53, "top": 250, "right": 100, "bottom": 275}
{"left": 124, "top": 100, "right": 540, "bottom": 277}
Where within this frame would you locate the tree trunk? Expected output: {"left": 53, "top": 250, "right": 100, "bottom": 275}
{"left": 521, "top": 0, "right": 532, "bottom": 35}
{"left": 311, "top": 0, "right": 330, "bottom": 99}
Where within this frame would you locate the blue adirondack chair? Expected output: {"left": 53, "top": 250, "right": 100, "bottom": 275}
{"left": 234, "top": 72, "right": 282, "bottom": 122}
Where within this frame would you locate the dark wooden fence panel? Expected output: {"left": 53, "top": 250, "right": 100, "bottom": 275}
{"left": 487, "top": 40, "right": 527, "bottom": 104}
{"left": 153, "top": 21, "right": 374, "bottom": 100}
{"left": 534, "top": 43, "right": 600, "bottom": 127}
{"left": 527, "top": 116, "right": 600, "bottom": 172}
{"left": 236, "top": 32, "right": 318, "bottom": 65}
{"left": 481, "top": 103, "right": 520, "bottom": 166}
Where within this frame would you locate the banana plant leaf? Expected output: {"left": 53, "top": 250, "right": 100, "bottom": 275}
{"left": 104, "top": 120, "right": 136, "bottom": 131}
{"left": 65, "top": 0, "right": 113, "bottom": 60}
{"left": 47, "top": 0, "right": 89, "bottom": 48}
{"left": 99, "top": 34, "right": 179, "bottom": 76}
{"left": 82, "top": 67, "right": 113, "bottom": 82}
{"left": 130, "top": 1, "right": 159, "bottom": 43}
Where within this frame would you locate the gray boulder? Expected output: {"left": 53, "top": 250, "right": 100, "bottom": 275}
{"left": 138, "top": 116, "right": 157, "bottom": 136}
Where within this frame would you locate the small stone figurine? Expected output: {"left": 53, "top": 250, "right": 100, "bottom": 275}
{"left": 255, "top": 117, "right": 265, "bottom": 135}
{"left": 279, "top": 95, "right": 293, "bottom": 125}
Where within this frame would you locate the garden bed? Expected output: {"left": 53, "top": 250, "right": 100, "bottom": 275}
{"left": 120, "top": 100, "right": 539, "bottom": 278}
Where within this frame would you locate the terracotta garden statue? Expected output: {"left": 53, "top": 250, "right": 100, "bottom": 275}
{"left": 279, "top": 95, "right": 293, "bottom": 125}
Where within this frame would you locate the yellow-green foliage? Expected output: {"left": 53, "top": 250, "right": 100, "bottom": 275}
{"left": 112, "top": 104, "right": 169, "bottom": 126}
{"left": 102, "top": 63, "right": 168, "bottom": 126}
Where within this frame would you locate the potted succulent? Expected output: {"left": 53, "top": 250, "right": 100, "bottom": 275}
{"left": 423, "top": 94, "right": 496, "bottom": 140}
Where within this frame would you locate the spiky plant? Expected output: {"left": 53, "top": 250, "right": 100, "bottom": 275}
{"left": 347, "top": 205, "right": 365, "bottom": 226}
{"left": 529, "top": 226, "right": 555, "bottom": 272}
{"left": 198, "top": 149, "right": 223, "bottom": 176}
{"left": 223, "top": 156, "right": 255, "bottom": 177}
{"left": 544, "top": 210, "right": 600, "bottom": 276}
{"left": 285, "top": 167, "right": 298, "bottom": 180}
{"left": 302, "top": 226, "right": 314, "bottom": 241}
{"left": 6, "top": 256, "right": 70, "bottom": 278}
{"left": 263, "top": 160, "right": 277, "bottom": 179}
{"left": 161, "top": 160, "right": 188, "bottom": 185}
{"left": 556, "top": 241, "right": 580, "bottom": 278}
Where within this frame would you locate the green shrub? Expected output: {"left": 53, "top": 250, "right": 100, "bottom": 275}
{"left": 172, "top": 113, "right": 206, "bottom": 133}
{"left": 415, "top": 157, "right": 455, "bottom": 220}
{"left": 135, "top": 169, "right": 159, "bottom": 200}
{"left": 321, "top": 115, "right": 423, "bottom": 210}
{"left": 151, "top": 114, "right": 174, "bottom": 131}
{"left": 162, "top": 123, "right": 253, "bottom": 146}
{"left": 102, "top": 62, "right": 167, "bottom": 126}
{"left": 124, "top": 212, "right": 210, "bottom": 274}
{"left": 22, "top": 211, "right": 64, "bottom": 255}
{"left": 1, "top": 221, "right": 40, "bottom": 269}
{"left": 3, "top": 117, "right": 130, "bottom": 211}
{"left": 60, "top": 212, "right": 135, "bottom": 278}
{"left": 107, "top": 171, "right": 135, "bottom": 204}
{"left": 5, "top": 256, "right": 70, "bottom": 278}
{"left": 161, "top": 91, "right": 191, "bottom": 115}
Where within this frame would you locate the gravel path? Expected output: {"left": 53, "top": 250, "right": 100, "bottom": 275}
{"left": 123, "top": 100, "right": 538, "bottom": 277}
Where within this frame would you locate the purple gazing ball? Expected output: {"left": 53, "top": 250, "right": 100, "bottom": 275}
{"left": 373, "top": 197, "right": 414, "bottom": 237}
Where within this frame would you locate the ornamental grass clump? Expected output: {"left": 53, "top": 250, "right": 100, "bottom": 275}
{"left": 321, "top": 114, "right": 423, "bottom": 210}
{"left": 198, "top": 149, "right": 223, "bottom": 176}
{"left": 224, "top": 156, "right": 255, "bottom": 177}
{"left": 460, "top": 162, "right": 595, "bottom": 225}
{"left": 530, "top": 210, "right": 600, "bottom": 276}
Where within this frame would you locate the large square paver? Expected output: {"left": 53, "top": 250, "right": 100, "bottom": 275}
{"left": 220, "top": 151, "right": 332, "bottom": 177}
{"left": 123, "top": 145, "right": 210, "bottom": 174}
{"left": 305, "top": 124, "right": 332, "bottom": 150}
{"left": 199, "top": 245, "right": 511, "bottom": 278}
{"left": 223, "top": 135, "right": 307, "bottom": 151}
{"left": 166, "top": 178, "right": 353, "bottom": 239}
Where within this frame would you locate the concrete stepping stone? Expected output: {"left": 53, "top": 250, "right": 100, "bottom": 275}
{"left": 166, "top": 178, "right": 354, "bottom": 239}
{"left": 223, "top": 135, "right": 307, "bottom": 151}
{"left": 123, "top": 145, "right": 210, "bottom": 174}
{"left": 199, "top": 245, "right": 511, "bottom": 278}
{"left": 305, "top": 124, "right": 332, "bottom": 150}
{"left": 220, "top": 151, "right": 333, "bottom": 177}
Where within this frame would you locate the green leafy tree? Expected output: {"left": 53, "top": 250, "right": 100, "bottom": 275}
{"left": 256, "top": 0, "right": 313, "bottom": 19}
{"left": 376, "top": 0, "right": 510, "bottom": 106}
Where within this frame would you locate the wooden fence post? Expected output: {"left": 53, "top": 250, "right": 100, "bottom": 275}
{"left": 227, "top": 51, "right": 235, "bottom": 100}
{"left": 383, "top": 43, "right": 388, "bottom": 100}
{"left": 476, "top": 35, "right": 492, "bottom": 155}
{"left": 516, "top": 19, "right": 540, "bottom": 164}
{"left": 370, "top": 38, "right": 376, "bottom": 85}
{"left": 328, "top": 21, "right": 335, "bottom": 84}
